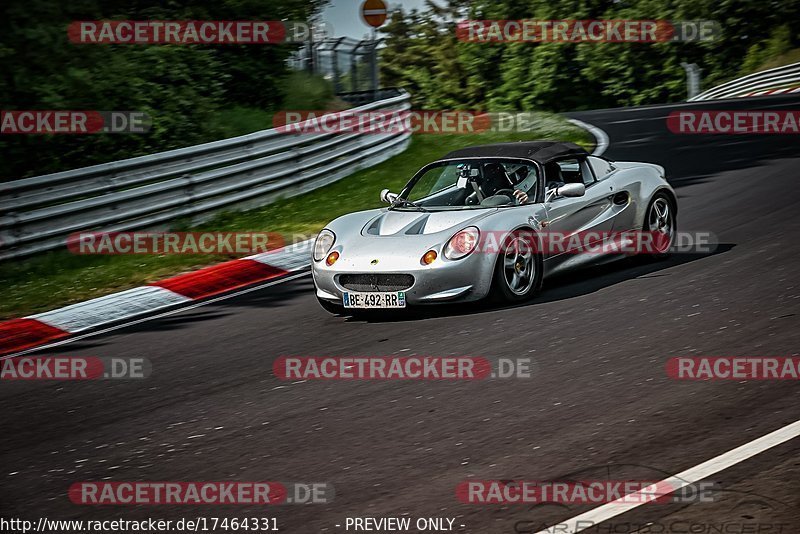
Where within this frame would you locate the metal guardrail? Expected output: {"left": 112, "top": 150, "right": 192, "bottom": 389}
{"left": 0, "top": 89, "right": 412, "bottom": 260}
{"left": 338, "top": 88, "right": 403, "bottom": 107}
{"left": 689, "top": 61, "right": 800, "bottom": 101}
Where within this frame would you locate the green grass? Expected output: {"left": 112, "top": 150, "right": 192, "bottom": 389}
{"left": 755, "top": 48, "right": 800, "bottom": 72}
{"left": 208, "top": 106, "right": 277, "bottom": 139}
{"left": 0, "top": 113, "right": 591, "bottom": 319}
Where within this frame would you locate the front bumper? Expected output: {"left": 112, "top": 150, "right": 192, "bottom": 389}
{"left": 312, "top": 246, "right": 495, "bottom": 306}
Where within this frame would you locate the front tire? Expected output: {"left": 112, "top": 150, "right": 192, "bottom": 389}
{"left": 642, "top": 193, "right": 676, "bottom": 259}
{"left": 489, "top": 230, "right": 543, "bottom": 303}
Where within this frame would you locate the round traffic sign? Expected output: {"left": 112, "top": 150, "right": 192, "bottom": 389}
{"left": 361, "top": 0, "right": 388, "bottom": 28}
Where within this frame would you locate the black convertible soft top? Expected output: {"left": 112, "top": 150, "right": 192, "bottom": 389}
{"left": 442, "top": 141, "right": 588, "bottom": 164}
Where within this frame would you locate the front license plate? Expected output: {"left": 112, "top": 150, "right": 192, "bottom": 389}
{"left": 343, "top": 291, "right": 406, "bottom": 309}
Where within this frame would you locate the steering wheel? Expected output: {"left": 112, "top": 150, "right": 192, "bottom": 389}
{"left": 491, "top": 188, "right": 517, "bottom": 202}
{"left": 480, "top": 188, "right": 517, "bottom": 207}
{"left": 491, "top": 188, "right": 515, "bottom": 198}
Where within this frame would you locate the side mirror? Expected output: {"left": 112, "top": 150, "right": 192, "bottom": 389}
{"left": 559, "top": 183, "right": 586, "bottom": 197}
{"left": 546, "top": 183, "right": 585, "bottom": 202}
{"left": 380, "top": 189, "right": 398, "bottom": 204}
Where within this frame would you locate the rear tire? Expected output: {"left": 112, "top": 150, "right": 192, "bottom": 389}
{"left": 489, "top": 230, "right": 543, "bottom": 303}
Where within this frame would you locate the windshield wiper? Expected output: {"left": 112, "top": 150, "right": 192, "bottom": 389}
{"left": 389, "top": 198, "right": 429, "bottom": 212}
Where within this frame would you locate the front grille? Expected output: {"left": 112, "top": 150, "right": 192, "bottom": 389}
{"left": 339, "top": 273, "right": 414, "bottom": 292}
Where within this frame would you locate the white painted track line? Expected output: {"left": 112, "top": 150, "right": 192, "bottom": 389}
{"left": 534, "top": 419, "right": 800, "bottom": 533}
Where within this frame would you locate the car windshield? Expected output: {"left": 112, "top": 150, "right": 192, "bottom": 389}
{"left": 393, "top": 158, "right": 539, "bottom": 211}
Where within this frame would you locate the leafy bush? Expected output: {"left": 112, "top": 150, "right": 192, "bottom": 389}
{"left": 379, "top": 0, "right": 800, "bottom": 111}
{"left": 278, "top": 71, "right": 335, "bottom": 110}
{"left": 0, "top": 0, "right": 327, "bottom": 180}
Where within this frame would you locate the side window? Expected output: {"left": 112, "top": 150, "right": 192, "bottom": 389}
{"left": 579, "top": 159, "right": 596, "bottom": 186}
{"left": 587, "top": 155, "right": 615, "bottom": 181}
{"left": 408, "top": 165, "right": 455, "bottom": 201}
{"left": 553, "top": 158, "right": 594, "bottom": 186}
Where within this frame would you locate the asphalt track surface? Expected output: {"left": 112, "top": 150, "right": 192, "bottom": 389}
{"left": 2, "top": 95, "right": 800, "bottom": 533}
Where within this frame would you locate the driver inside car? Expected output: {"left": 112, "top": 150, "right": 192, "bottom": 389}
{"left": 466, "top": 162, "right": 530, "bottom": 205}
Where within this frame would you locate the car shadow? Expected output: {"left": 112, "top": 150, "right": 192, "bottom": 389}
{"left": 343, "top": 244, "right": 735, "bottom": 323}
{"left": 38, "top": 243, "right": 734, "bottom": 343}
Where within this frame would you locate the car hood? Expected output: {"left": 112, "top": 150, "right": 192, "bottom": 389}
{"left": 361, "top": 209, "right": 496, "bottom": 237}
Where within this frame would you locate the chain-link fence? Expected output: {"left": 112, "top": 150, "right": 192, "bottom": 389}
{"left": 288, "top": 36, "right": 381, "bottom": 95}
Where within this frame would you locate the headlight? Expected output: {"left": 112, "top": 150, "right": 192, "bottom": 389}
{"left": 443, "top": 226, "right": 480, "bottom": 260}
{"left": 314, "top": 229, "right": 336, "bottom": 262}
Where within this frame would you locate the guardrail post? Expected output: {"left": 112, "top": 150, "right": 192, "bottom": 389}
{"left": 681, "top": 62, "right": 702, "bottom": 99}
{"left": 369, "top": 31, "right": 379, "bottom": 101}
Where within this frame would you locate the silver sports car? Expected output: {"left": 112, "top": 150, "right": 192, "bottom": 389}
{"left": 312, "top": 141, "right": 676, "bottom": 314}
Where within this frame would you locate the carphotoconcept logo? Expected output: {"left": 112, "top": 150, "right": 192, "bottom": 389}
{"left": 511, "top": 465, "right": 792, "bottom": 533}
{"left": 515, "top": 520, "right": 792, "bottom": 533}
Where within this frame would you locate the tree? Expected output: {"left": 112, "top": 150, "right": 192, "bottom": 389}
{"left": 378, "top": 0, "right": 800, "bottom": 111}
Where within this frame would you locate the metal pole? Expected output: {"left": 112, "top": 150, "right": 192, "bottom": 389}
{"left": 681, "top": 62, "right": 702, "bottom": 99}
{"left": 351, "top": 41, "right": 363, "bottom": 92}
{"left": 307, "top": 27, "right": 314, "bottom": 74}
{"left": 332, "top": 37, "right": 345, "bottom": 94}
{"left": 370, "top": 29, "right": 379, "bottom": 100}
